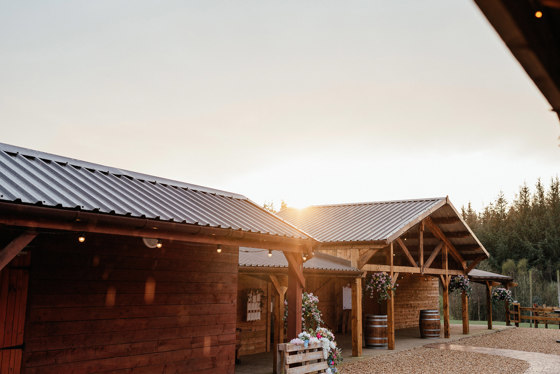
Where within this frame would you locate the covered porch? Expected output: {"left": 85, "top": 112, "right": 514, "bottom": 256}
{"left": 235, "top": 324, "right": 510, "bottom": 374}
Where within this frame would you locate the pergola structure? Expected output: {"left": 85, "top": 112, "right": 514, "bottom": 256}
{"left": 469, "top": 269, "right": 516, "bottom": 329}
{"left": 279, "top": 197, "right": 489, "bottom": 356}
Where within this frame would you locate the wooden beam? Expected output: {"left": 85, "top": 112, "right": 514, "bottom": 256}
{"left": 286, "top": 254, "right": 303, "bottom": 340}
{"left": 419, "top": 221, "right": 424, "bottom": 270}
{"left": 396, "top": 238, "right": 417, "bottom": 267}
{"left": 442, "top": 244, "right": 450, "bottom": 338}
{"left": 351, "top": 277, "right": 362, "bottom": 357}
{"left": 431, "top": 217, "right": 461, "bottom": 224}
{"left": 284, "top": 252, "right": 305, "bottom": 288}
{"left": 402, "top": 231, "right": 471, "bottom": 240}
{"left": 0, "top": 202, "right": 313, "bottom": 253}
{"left": 363, "top": 263, "right": 463, "bottom": 275}
{"left": 391, "top": 272, "right": 399, "bottom": 287}
{"left": 387, "top": 242, "right": 395, "bottom": 350}
{"left": 424, "top": 217, "right": 467, "bottom": 270}
{"left": 486, "top": 281, "right": 493, "bottom": 330}
{"left": 422, "top": 242, "right": 443, "bottom": 272}
{"left": 267, "top": 281, "right": 272, "bottom": 352}
{"left": 357, "top": 248, "right": 382, "bottom": 270}
{"left": 462, "top": 291, "right": 469, "bottom": 334}
{"left": 0, "top": 232, "right": 37, "bottom": 271}
{"left": 466, "top": 256, "right": 486, "bottom": 274}
{"left": 505, "top": 284, "right": 511, "bottom": 327}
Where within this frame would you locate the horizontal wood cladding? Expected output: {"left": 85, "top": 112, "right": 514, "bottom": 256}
{"left": 393, "top": 274, "right": 439, "bottom": 330}
{"left": 237, "top": 275, "right": 269, "bottom": 357}
{"left": 23, "top": 233, "right": 238, "bottom": 374}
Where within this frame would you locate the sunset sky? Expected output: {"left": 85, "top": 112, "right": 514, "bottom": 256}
{"left": 1, "top": 1, "right": 558, "bottom": 212}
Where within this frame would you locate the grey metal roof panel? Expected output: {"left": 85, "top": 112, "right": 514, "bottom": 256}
{"left": 277, "top": 198, "right": 446, "bottom": 243}
{"left": 469, "top": 269, "right": 513, "bottom": 281}
{"left": 0, "top": 143, "right": 310, "bottom": 240}
{"left": 238, "top": 247, "right": 359, "bottom": 272}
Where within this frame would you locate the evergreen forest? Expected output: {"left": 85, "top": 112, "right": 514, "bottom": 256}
{"left": 449, "top": 177, "right": 560, "bottom": 322}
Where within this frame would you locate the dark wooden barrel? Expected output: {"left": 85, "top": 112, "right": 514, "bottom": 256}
{"left": 365, "top": 314, "right": 388, "bottom": 348}
{"left": 419, "top": 309, "right": 440, "bottom": 338}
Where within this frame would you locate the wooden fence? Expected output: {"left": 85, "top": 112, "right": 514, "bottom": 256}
{"left": 510, "top": 303, "right": 560, "bottom": 328}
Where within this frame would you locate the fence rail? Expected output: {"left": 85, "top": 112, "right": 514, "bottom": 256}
{"left": 510, "top": 303, "right": 560, "bottom": 328}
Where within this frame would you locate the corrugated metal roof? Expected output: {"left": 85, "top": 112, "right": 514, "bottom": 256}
{"left": 277, "top": 198, "right": 446, "bottom": 243}
{"left": 239, "top": 247, "right": 359, "bottom": 272}
{"left": 469, "top": 269, "right": 513, "bottom": 282}
{"left": 0, "top": 143, "right": 309, "bottom": 240}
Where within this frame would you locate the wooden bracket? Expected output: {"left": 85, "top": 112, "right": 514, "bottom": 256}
{"left": 0, "top": 232, "right": 37, "bottom": 272}
{"left": 424, "top": 217, "right": 467, "bottom": 270}
{"left": 284, "top": 252, "right": 305, "bottom": 288}
{"left": 465, "top": 256, "right": 486, "bottom": 274}
{"left": 269, "top": 275, "right": 287, "bottom": 297}
{"left": 422, "top": 242, "right": 443, "bottom": 273}
{"left": 357, "top": 248, "right": 381, "bottom": 269}
{"left": 391, "top": 272, "right": 400, "bottom": 287}
{"left": 396, "top": 238, "right": 417, "bottom": 267}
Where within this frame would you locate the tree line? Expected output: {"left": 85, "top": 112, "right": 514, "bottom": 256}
{"left": 449, "top": 177, "right": 560, "bottom": 321}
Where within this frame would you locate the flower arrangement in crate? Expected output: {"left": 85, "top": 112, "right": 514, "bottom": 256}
{"left": 289, "top": 328, "right": 342, "bottom": 374}
{"left": 284, "top": 292, "right": 342, "bottom": 373}
{"left": 364, "top": 272, "right": 398, "bottom": 302}
{"left": 246, "top": 288, "right": 264, "bottom": 321}
{"left": 448, "top": 275, "right": 472, "bottom": 295}
{"left": 492, "top": 287, "right": 513, "bottom": 303}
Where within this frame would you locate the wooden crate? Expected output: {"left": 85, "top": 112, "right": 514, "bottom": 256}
{"left": 276, "top": 342, "right": 328, "bottom": 374}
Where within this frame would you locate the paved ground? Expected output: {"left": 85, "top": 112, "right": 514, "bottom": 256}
{"left": 427, "top": 344, "right": 560, "bottom": 374}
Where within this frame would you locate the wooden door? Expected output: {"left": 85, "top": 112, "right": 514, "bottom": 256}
{"left": 0, "top": 252, "right": 30, "bottom": 374}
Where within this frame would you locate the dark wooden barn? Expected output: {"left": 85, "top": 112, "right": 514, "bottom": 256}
{"left": 0, "top": 143, "right": 315, "bottom": 374}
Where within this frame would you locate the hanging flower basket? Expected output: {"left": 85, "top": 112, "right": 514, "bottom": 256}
{"left": 492, "top": 287, "right": 513, "bottom": 303}
{"left": 364, "top": 272, "right": 397, "bottom": 302}
{"left": 448, "top": 275, "right": 472, "bottom": 295}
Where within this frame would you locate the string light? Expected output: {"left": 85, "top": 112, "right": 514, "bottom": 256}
{"left": 217, "top": 245, "right": 222, "bottom": 254}
{"left": 268, "top": 250, "right": 272, "bottom": 257}
{"left": 535, "top": 10, "right": 543, "bottom": 18}
{"left": 302, "top": 253, "right": 307, "bottom": 261}
{"left": 156, "top": 239, "right": 163, "bottom": 249}
{"left": 78, "top": 234, "right": 86, "bottom": 243}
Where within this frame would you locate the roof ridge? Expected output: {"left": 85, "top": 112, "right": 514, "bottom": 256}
{"left": 0, "top": 142, "right": 246, "bottom": 200}
{"left": 281, "top": 197, "right": 447, "bottom": 211}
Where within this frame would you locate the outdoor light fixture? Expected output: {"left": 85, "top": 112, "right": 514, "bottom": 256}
{"left": 302, "top": 253, "right": 307, "bottom": 261}
{"left": 268, "top": 250, "right": 272, "bottom": 257}
{"left": 156, "top": 239, "right": 163, "bottom": 249}
{"left": 535, "top": 10, "right": 543, "bottom": 18}
{"left": 78, "top": 234, "right": 86, "bottom": 243}
{"left": 217, "top": 245, "right": 222, "bottom": 253}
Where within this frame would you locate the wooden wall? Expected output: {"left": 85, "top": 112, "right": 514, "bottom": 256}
{"left": 236, "top": 275, "right": 270, "bottom": 357}
{"left": 22, "top": 233, "right": 238, "bottom": 374}
{"left": 393, "top": 274, "right": 439, "bottom": 329}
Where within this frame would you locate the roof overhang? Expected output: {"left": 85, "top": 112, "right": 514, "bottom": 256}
{"left": 474, "top": 0, "right": 560, "bottom": 121}
{"left": 0, "top": 202, "right": 317, "bottom": 253}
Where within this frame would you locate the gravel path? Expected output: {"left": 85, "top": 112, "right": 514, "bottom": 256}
{"left": 454, "top": 327, "right": 560, "bottom": 355}
{"left": 340, "top": 346, "right": 529, "bottom": 374}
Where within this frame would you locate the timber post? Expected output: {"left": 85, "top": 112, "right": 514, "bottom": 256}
{"left": 286, "top": 253, "right": 304, "bottom": 340}
{"left": 505, "top": 283, "right": 511, "bottom": 326}
{"left": 351, "top": 276, "right": 362, "bottom": 357}
{"left": 486, "top": 281, "right": 493, "bottom": 330}
{"left": 387, "top": 242, "right": 395, "bottom": 350}
{"left": 462, "top": 290, "right": 469, "bottom": 334}
{"left": 442, "top": 244, "right": 450, "bottom": 338}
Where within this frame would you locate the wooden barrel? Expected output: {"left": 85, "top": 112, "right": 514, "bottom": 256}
{"left": 419, "top": 309, "right": 440, "bottom": 338}
{"left": 365, "top": 314, "right": 388, "bottom": 348}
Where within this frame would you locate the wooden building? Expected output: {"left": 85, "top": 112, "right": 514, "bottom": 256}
{"left": 237, "top": 248, "right": 361, "bottom": 357}
{"left": 0, "top": 143, "right": 316, "bottom": 374}
{"left": 278, "top": 197, "right": 490, "bottom": 356}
